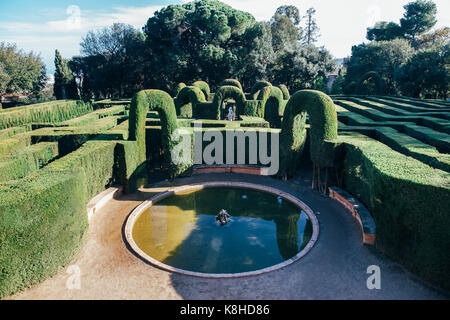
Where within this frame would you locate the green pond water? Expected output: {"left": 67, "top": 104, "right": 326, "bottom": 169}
{"left": 132, "top": 187, "right": 313, "bottom": 274}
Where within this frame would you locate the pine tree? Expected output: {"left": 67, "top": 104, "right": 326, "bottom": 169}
{"left": 303, "top": 8, "right": 320, "bottom": 45}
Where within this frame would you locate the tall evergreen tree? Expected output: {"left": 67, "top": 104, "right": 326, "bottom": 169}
{"left": 303, "top": 8, "right": 320, "bottom": 45}
{"left": 54, "top": 49, "right": 78, "bottom": 100}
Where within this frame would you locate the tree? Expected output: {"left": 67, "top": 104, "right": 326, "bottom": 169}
{"left": 77, "top": 23, "right": 146, "bottom": 98}
{"left": 303, "top": 8, "right": 320, "bottom": 45}
{"left": 143, "top": 0, "right": 263, "bottom": 91}
{"left": 344, "top": 39, "right": 414, "bottom": 94}
{"left": 366, "top": 21, "right": 404, "bottom": 41}
{"left": 417, "top": 27, "right": 450, "bottom": 49}
{"left": 400, "top": 0, "right": 437, "bottom": 47}
{"left": 396, "top": 44, "right": 449, "bottom": 99}
{"left": 270, "top": 43, "right": 337, "bottom": 91}
{"left": 0, "top": 42, "right": 46, "bottom": 95}
{"left": 54, "top": 49, "right": 78, "bottom": 100}
{"left": 271, "top": 12, "right": 301, "bottom": 52}
{"left": 275, "top": 5, "right": 301, "bottom": 26}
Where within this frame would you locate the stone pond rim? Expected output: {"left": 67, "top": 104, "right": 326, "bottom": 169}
{"left": 123, "top": 181, "right": 320, "bottom": 278}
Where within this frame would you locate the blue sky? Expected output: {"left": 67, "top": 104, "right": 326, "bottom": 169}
{"left": 1, "top": 0, "right": 449, "bottom": 76}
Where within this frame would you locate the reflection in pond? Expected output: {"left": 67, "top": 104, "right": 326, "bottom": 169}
{"left": 132, "top": 187, "right": 313, "bottom": 274}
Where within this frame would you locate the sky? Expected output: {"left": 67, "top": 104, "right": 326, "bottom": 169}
{"left": 0, "top": 0, "right": 449, "bottom": 75}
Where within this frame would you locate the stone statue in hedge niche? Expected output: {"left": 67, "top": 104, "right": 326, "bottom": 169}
{"left": 226, "top": 104, "right": 234, "bottom": 121}
{"left": 216, "top": 209, "right": 231, "bottom": 226}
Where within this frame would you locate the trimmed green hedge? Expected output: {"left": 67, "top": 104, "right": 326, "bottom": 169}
{"left": 256, "top": 86, "right": 284, "bottom": 121}
{"left": 129, "top": 89, "right": 191, "bottom": 177}
{"left": 0, "top": 142, "right": 59, "bottom": 182}
{"left": 279, "top": 84, "right": 290, "bottom": 100}
{"left": 0, "top": 100, "right": 93, "bottom": 130}
{"left": 0, "top": 169, "right": 87, "bottom": 299}
{"left": 279, "top": 90, "right": 338, "bottom": 177}
{"left": 250, "top": 80, "right": 272, "bottom": 100}
{"left": 213, "top": 86, "right": 247, "bottom": 120}
{"left": 339, "top": 132, "right": 450, "bottom": 290}
{"left": 219, "top": 79, "right": 243, "bottom": 91}
{"left": 173, "top": 82, "right": 186, "bottom": 97}
{"left": 0, "top": 125, "right": 31, "bottom": 141}
{"left": 192, "top": 81, "right": 211, "bottom": 99}
{"left": 174, "top": 86, "right": 206, "bottom": 118}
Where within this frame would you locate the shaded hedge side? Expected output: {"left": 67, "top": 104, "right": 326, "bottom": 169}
{"left": 340, "top": 132, "right": 450, "bottom": 290}
{"left": 173, "top": 82, "right": 186, "bottom": 97}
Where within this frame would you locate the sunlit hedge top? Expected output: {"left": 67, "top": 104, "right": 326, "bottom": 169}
{"left": 219, "top": 79, "right": 243, "bottom": 91}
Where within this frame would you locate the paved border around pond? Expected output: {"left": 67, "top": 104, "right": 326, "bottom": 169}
{"left": 124, "top": 181, "right": 320, "bottom": 278}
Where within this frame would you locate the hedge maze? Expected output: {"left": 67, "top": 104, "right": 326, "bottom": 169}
{"left": 0, "top": 81, "right": 449, "bottom": 297}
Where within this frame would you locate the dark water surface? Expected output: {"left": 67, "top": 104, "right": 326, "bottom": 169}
{"left": 132, "top": 187, "right": 313, "bottom": 274}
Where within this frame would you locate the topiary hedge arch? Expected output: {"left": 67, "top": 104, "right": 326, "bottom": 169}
{"left": 173, "top": 82, "right": 187, "bottom": 97}
{"left": 279, "top": 84, "right": 290, "bottom": 100}
{"left": 219, "top": 79, "right": 243, "bottom": 91}
{"left": 257, "top": 86, "right": 284, "bottom": 125}
{"left": 128, "top": 89, "right": 192, "bottom": 177}
{"left": 250, "top": 80, "right": 272, "bottom": 100}
{"left": 213, "top": 85, "right": 247, "bottom": 120}
{"left": 192, "top": 81, "right": 211, "bottom": 99}
{"left": 174, "top": 86, "right": 206, "bottom": 117}
{"left": 279, "top": 90, "right": 338, "bottom": 180}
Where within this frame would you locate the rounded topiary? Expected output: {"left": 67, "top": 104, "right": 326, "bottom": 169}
{"left": 278, "top": 84, "right": 290, "bottom": 100}
{"left": 213, "top": 86, "right": 247, "bottom": 120}
{"left": 129, "top": 89, "right": 191, "bottom": 177}
{"left": 279, "top": 90, "right": 338, "bottom": 178}
{"left": 192, "top": 81, "right": 211, "bottom": 99}
{"left": 256, "top": 86, "right": 283, "bottom": 119}
{"left": 174, "top": 86, "right": 206, "bottom": 117}
{"left": 173, "top": 82, "right": 187, "bottom": 97}
{"left": 219, "top": 79, "right": 243, "bottom": 91}
{"left": 250, "top": 80, "right": 272, "bottom": 100}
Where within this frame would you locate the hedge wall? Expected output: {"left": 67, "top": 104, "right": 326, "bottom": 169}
{"left": 0, "top": 137, "right": 122, "bottom": 298}
{"left": 0, "top": 142, "right": 59, "bottom": 182}
{"left": 339, "top": 132, "right": 450, "bottom": 290}
{"left": 0, "top": 100, "right": 93, "bottom": 130}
